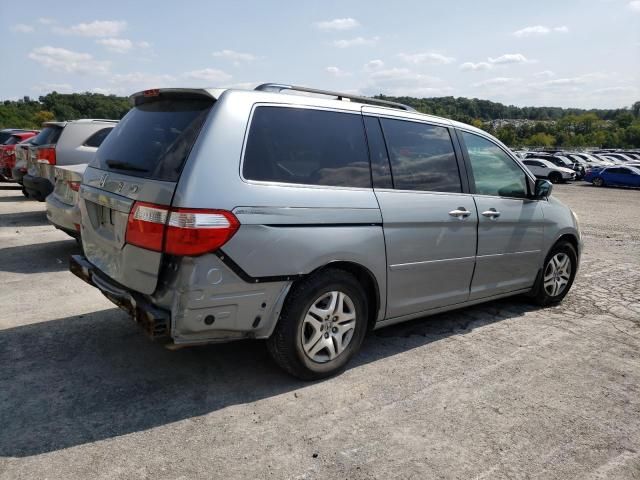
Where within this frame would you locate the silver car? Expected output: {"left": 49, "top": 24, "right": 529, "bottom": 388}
{"left": 70, "top": 84, "right": 582, "bottom": 379}
{"left": 46, "top": 163, "right": 86, "bottom": 239}
{"left": 22, "top": 120, "right": 116, "bottom": 201}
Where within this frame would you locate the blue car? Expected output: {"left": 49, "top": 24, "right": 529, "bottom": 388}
{"left": 584, "top": 165, "right": 640, "bottom": 188}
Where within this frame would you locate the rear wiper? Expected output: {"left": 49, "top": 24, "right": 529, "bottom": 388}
{"left": 105, "top": 160, "right": 149, "bottom": 172}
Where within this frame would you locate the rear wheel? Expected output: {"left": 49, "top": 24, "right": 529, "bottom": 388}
{"left": 267, "top": 268, "right": 368, "bottom": 380}
{"left": 549, "top": 172, "right": 562, "bottom": 184}
{"left": 531, "top": 241, "right": 577, "bottom": 306}
{"left": 21, "top": 187, "right": 29, "bottom": 198}
{"left": 592, "top": 177, "right": 604, "bottom": 187}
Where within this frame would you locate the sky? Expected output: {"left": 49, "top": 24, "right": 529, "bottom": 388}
{"left": 1, "top": 0, "right": 639, "bottom": 109}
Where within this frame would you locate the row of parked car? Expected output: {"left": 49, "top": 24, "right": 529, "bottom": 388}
{"left": 0, "top": 121, "right": 117, "bottom": 238}
{"left": 513, "top": 149, "right": 640, "bottom": 187}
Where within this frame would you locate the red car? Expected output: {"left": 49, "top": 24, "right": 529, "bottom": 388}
{"left": 0, "top": 131, "right": 38, "bottom": 181}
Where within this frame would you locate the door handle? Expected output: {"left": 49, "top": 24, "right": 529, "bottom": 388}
{"left": 449, "top": 207, "right": 471, "bottom": 219}
{"left": 481, "top": 208, "right": 501, "bottom": 219}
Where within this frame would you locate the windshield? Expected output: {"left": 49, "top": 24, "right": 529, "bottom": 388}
{"left": 92, "top": 95, "right": 214, "bottom": 182}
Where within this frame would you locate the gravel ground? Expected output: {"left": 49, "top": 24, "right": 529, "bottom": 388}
{"left": 0, "top": 182, "right": 639, "bottom": 480}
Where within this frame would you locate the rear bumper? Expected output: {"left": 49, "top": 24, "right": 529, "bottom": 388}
{"left": 46, "top": 194, "right": 80, "bottom": 238}
{"left": 69, "top": 254, "right": 171, "bottom": 340}
{"left": 23, "top": 174, "right": 53, "bottom": 199}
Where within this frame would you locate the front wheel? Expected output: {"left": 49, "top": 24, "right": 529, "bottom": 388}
{"left": 592, "top": 177, "right": 604, "bottom": 187}
{"left": 549, "top": 172, "right": 562, "bottom": 184}
{"left": 531, "top": 241, "right": 577, "bottom": 306}
{"left": 267, "top": 268, "right": 368, "bottom": 380}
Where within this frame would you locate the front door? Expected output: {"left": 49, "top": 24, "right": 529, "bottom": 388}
{"left": 459, "top": 131, "right": 545, "bottom": 299}
{"left": 363, "top": 113, "right": 477, "bottom": 319}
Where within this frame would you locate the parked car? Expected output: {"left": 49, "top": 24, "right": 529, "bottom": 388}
{"left": 568, "top": 153, "right": 613, "bottom": 168}
{"left": 12, "top": 123, "right": 64, "bottom": 190}
{"left": 0, "top": 128, "right": 36, "bottom": 145}
{"left": 522, "top": 158, "right": 575, "bottom": 183}
{"left": 0, "top": 131, "right": 38, "bottom": 181}
{"left": 584, "top": 165, "right": 640, "bottom": 188}
{"left": 70, "top": 84, "right": 581, "bottom": 380}
{"left": 524, "top": 153, "right": 585, "bottom": 179}
{"left": 22, "top": 119, "right": 117, "bottom": 201}
{"left": 46, "top": 164, "right": 86, "bottom": 239}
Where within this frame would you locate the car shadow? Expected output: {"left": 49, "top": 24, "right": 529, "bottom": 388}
{"left": 0, "top": 195, "right": 26, "bottom": 203}
{"left": 0, "top": 240, "right": 80, "bottom": 274}
{"left": 0, "top": 297, "right": 541, "bottom": 457}
{"left": 0, "top": 210, "right": 49, "bottom": 228}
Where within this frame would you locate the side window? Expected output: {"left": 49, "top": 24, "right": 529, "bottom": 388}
{"left": 380, "top": 118, "right": 462, "bottom": 193}
{"left": 84, "top": 127, "right": 113, "bottom": 148}
{"left": 243, "top": 106, "right": 371, "bottom": 188}
{"left": 461, "top": 131, "right": 528, "bottom": 198}
{"left": 363, "top": 116, "right": 392, "bottom": 188}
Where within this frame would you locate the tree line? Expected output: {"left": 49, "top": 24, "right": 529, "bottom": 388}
{"left": 378, "top": 95, "right": 640, "bottom": 148}
{"left": 1, "top": 91, "right": 639, "bottom": 148}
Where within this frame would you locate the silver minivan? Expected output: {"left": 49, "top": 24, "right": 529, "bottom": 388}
{"left": 70, "top": 84, "right": 581, "bottom": 379}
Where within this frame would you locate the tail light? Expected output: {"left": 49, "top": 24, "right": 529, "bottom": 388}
{"left": 38, "top": 146, "right": 56, "bottom": 165}
{"left": 125, "top": 201, "right": 239, "bottom": 256}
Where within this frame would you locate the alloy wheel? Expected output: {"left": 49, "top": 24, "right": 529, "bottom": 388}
{"left": 301, "top": 291, "right": 356, "bottom": 363}
{"left": 543, "top": 253, "right": 572, "bottom": 297}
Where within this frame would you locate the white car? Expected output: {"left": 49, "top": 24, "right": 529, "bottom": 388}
{"left": 522, "top": 158, "right": 576, "bottom": 183}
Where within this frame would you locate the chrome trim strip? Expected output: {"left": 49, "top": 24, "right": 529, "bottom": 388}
{"left": 390, "top": 256, "right": 476, "bottom": 270}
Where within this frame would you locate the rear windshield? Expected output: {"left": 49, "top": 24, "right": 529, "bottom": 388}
{"left": 4, "top": 136, "right": 20, "bottom": 145}
{"left": 31, "top": 126, "right": 63, "bottom": 146}
{"left": 92, "top": 96, "right": 214, "bottom": 182}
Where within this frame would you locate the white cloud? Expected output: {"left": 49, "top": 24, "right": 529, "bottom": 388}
{"left": 11, "top": 24, "right": 34, "bottom": 33}
{"left": 326, "top": 66, "right": 351, "bottom": 77}
{"left": 473, "top": 77, "right": 518, "bottom": 87}
{"left": 28, "top": 46, "right": 110, "bottom": 75}
{"left": 182, "top": 68, "right": 232, "bottom": 83}
{"left": 332, "top": 36, "right": 379, "bottom": 48}
{"left": 513, "top": 25, "right": 569, "bottom": 37}
{"left": 37, "top": 18, "right": 56, "bottom": 25}
{"left": 54, "top": 20, "right": 127, "bottom": 37}
{"left": 137, "top": 41, "right": 151, "bottom": 48}
{"left": 488, "top": 53, "right": 529, "bottom": 64}
{"left": 534, "top": 70, "right": 555, "bottom": 78}
{"left": 364, "top": 59, "right": 385, "bottom": 71}
{"left": 398, "top": 52, "right": 455, "bottom": 65}
{"left": 314, "top": 18, "right": 360, "bottom": 31}
{"left": 97, "top": 38, "right": 133, "bottom": 53}
{"left": 460, "top": 62, "right": 492, "bottom": 71}
{"left": 31, "top": 83, "right": 73, "bottom": 94}
{"left": 629, "top": 1, "right": 640, "bottom": 12}
{"left": 212, "top": 49, "right": 256, "bottom": 64}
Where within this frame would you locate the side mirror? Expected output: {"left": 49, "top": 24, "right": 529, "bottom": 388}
{"left": 533, "top": 179, "right": 553, "bottom": 199}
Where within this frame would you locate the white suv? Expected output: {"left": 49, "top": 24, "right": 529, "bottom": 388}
{"left": 522, "top": 158, "right": 575, "bottom": 183}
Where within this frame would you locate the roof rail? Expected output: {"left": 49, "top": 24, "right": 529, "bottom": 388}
{"left": 254, "top": 83, "right": 416, "bottom": 112}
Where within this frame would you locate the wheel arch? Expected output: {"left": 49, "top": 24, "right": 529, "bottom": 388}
{"left": 307, "top": 261, "right": 382, "bottom": 332}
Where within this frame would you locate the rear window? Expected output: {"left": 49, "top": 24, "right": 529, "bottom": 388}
{"left": 83, "top": 127, "right": 113, "bottom": 148}
{"left": 31, "top": 126, "right": 63, "bottom": 146}
{"left": 92, "top": 96, "right": 214, "bottom": 182}
{"left": 4, "top": 136, "right": 20, "bottom": 146}
{"left": 243, "top": 106, "right": 371, "bottom": 188}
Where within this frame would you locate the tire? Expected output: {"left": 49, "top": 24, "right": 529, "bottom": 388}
{"left": 21, "top": 187, "right": 29, "bottom": 198}
{"left": 549, "top": 172, "right": 562, "bottom": 184}
{"left": 267, "top": 268, "right": 368, "bottom": 380}
{"left": 531, "top": 241, "right": 578, "bottom": 306}
{"left": 592, "top": 177, "right": 604, "bottom": 187}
